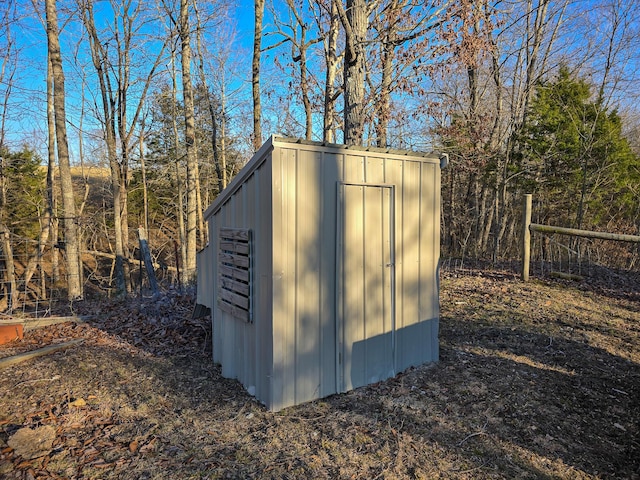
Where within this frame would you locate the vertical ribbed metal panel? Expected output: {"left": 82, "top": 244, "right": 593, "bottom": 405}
{"left": 196, "top": 238, "right": 214, "bottom": 310}
{"left": 253, "top": 162, "right": 274, "bottom": 406}
{"left": 338, "top": 183, "right": 394, "bottom": 391}
{"left": 208, "top": 215, "right": 222, "bottom": 366}
{"left": 199, "top": 137, "right": 440, "bottom": 412}
{"left": 205, "top": 152, "right": 273, "bottom": 405}
{"left": 272, "top": 145, "right": 338, "bottom": 410}
{"left": 397, "top": 159, "right": 425, "bottom": 368}
{"left": 336, "top": 153, "right": 441, "bottom": 391}
{"left": 294, "top": 148, "right": 322, "bottom": 403}
{"left": 423, "top": 161, "right": 440, "bottom": 362}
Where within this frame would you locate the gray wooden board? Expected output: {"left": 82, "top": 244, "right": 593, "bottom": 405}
{"left": 217, "top": 299, "right": 250, "bottom": 322}
{"left": 219, "top": 264, "right": 250, "bottom": 283}
{"left": 218, "top": 251, "right": 250, "bottom": 269}
{"left": 218, "top": 287, "right": 249, "bottom": 310}
{"left": 220, "top": 228, "right": 250, "bottom": 241}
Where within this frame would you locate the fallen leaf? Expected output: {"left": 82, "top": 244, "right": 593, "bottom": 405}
{"left": 129, "top": 439, "right": 139, "bottom": 453}
{"left": 69, "top": 398, "right": 87, "bottom": 407}
{"left": 90, "top": 460, "right": 113, "bottom": 468}
{"left": 139, "top": 438, "right": 157, "bottom": 454}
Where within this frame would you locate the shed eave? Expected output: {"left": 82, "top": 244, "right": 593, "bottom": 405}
{"left": 204, "top": 135, "right": 444, "bottom": 221}
{"left": 270, "top": 136, "right": 442, "bottom": 163}
{"left": 204, "top": 136, "right": 276, "bottom": 220}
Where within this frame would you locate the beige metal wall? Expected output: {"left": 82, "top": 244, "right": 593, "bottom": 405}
{"left": 270, "top": 144, "right": 339, "bottom": 409}
{"left": 199, "top": 137, "right": 440, "bottom": 412}
{"left": 270, "top": 140, "right": 440, "bottom": 410}
{"left": 196, "top": 243, "right": 214, "bottom": 310}
{"left": 337, "top": 183, "right": 395, "bottom": 391}
{"left": 204, "top": 143, "right": 274, "bottom": 407}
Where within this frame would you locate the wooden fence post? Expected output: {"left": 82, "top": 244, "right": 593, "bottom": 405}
{"left": 138, "top": 227, "right": 160, "bottom": 297}
{"left": 522, "top": 194, "right": 532, "bottom": 281}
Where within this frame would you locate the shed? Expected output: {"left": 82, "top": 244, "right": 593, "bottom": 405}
{"left": 197, "top": 136, "right": 443, "bottom": 411}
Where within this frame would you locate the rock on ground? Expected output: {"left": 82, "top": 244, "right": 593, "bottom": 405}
{"left": 7, "top": 425, "right": 56, "bottom": 460}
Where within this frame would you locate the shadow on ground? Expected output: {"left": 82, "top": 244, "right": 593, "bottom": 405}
{"left": 1, "top": 270, "right": 639, "bottom": 478}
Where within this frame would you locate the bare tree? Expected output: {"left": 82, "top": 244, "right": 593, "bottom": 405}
{"left": 253, "top": 0, "right": 265, "bottom": 150}
{"left": 169, "top": 43, "right": 188, "bottom": 279}
{"left": 270, "top": 0, "right": 324, "bottom": 140}
{"left": 21, "top": 58, "right": 57, "bottom": 289}
{"left": 194, "top": 0, "right": 225, "bottom": 193}
{"left": 79, "top": 0, "right": 167, "bottom": 295}
{"left": 370, "top": 0, "right": 447, "bottom": 147}
{"left": 27, "top": 0, "right": 65, "bottom": 287}
{"left": 0, "top": 0, "right": 17, "bottom": 152}
{"left": 336, "top": 0, "right": 369, "bottom": 145}
{"left": 318, "top": 0, "right": 341, "bottom": 143}
{"left": 0, "top": 225, "right": 15, "bottom": 311}
{"left": 177, "top": 0, "right": 199, "bottom": 281}
{"left": 0, "top": 0, "right": 18, "bottom": 308}
{"left": 45, "top": 0, "right": 82, "bottom": 300}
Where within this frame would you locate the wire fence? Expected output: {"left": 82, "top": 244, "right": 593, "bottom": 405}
{"left": 0, "top": 229, "right": 183, "bottom": 318}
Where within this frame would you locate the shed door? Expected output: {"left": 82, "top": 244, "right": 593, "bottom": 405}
{"left": 337, "top": 184, "right": 395, "bottom": 392}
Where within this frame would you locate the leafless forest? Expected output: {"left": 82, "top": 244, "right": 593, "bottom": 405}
{"left": 0, "top": 0, "right": 638, "bottom": 304}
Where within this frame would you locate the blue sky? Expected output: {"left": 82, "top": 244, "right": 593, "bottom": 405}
{"left": 0, "top": 0, "right": 253, "bottom": 155}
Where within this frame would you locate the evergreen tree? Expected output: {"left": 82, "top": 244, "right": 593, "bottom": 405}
{"left": 517, "top": 67, "right": 639, "bottom": 230}
{"left": 0, "top": 147, "right": 46, "bottom": 239}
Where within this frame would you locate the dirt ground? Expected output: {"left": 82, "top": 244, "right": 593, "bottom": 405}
{"left": 0, "top": 265, "right": 638, "bottom": 479}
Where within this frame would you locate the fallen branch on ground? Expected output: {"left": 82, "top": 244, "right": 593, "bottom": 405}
{"left": 0, "top": 339, "right": 85, "bottom": 369}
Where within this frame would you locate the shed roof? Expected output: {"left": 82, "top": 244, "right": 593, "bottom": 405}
{"left": 204, "top": 135, "right": 442, "bottom": 220}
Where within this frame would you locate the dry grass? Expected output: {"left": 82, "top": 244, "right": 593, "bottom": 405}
{"left": 0, "top": 267, "right": 638, "bottom": 479}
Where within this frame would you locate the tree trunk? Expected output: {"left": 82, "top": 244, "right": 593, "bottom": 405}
{"left": 323, "top": 0, "right": 339, "bottom": 143}
{"left": 341, "top": 0, "right": 367, "bottom": 145}
{"left": 175, "top": 161, "right": 187, "bottom": 281}
{"left": 193, "top": 0, "right": 224, "bottom": 199}
{"left": 220, "top": 80, "right": 227, "bottom": 189}
{"left": 375, "top": 37, "right": 393, "bottom": 148}
{"left": 299, "top": 24, "right": 313, "bottom": 140}
{"left": 45, "top": 0, "right": 82, "bottom": 300}
{"left": 138, "top": 227, "right": 159, "bottom": 298}
{"left": 480, "top": 187, "right": 495, "bottom": 255}
{"left": 522, "top": 0, "right": 549, "bottom": 126}
{"left": 138, "top": 125, "right": 149, "bottom": 236}
{"left": 179, "top": 0, "right": 198, "bottom": 281}
{"left": 46, "top": 64, "right": 59, "bottom": 284}
{"left": 0, "top": 225, "right": 16, "bottom": 312}
{"left": 195, "top": 160, "right": 206, "bottom": 246}
{"left": 22, "top": 211, "right": 52, "bottom": 290}
{"left": 170, "top": 48, "right": 188, "bottom": 277}
{"left": 81, "top": 2, "right": 125, "bottom": 296}
{"left": 252, "top": 0, "right": 264, "bottom": 150}
{"left": 118, "top": 63, "right": 131, "bottom": 292}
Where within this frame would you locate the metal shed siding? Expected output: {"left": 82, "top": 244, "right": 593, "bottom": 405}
{"left": 392, "top": 159, "right": 440, "bottom": 369}
{"left": 269, "top": 141, "right": 440, "bottom": 409}
{"left": 271, "top": 145, "right": 339, "bottom": 409}
{"left": 196, "top": 242, "right": 215, "bottom": 310}
{"left": 207, "top": 157, "right": 274, "bottom": 406}
{"left": 198, "top": 137, "right": 440, "bottom": 412}
{"left": 335, "top": 152, "right": 440, "bottom": 391}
